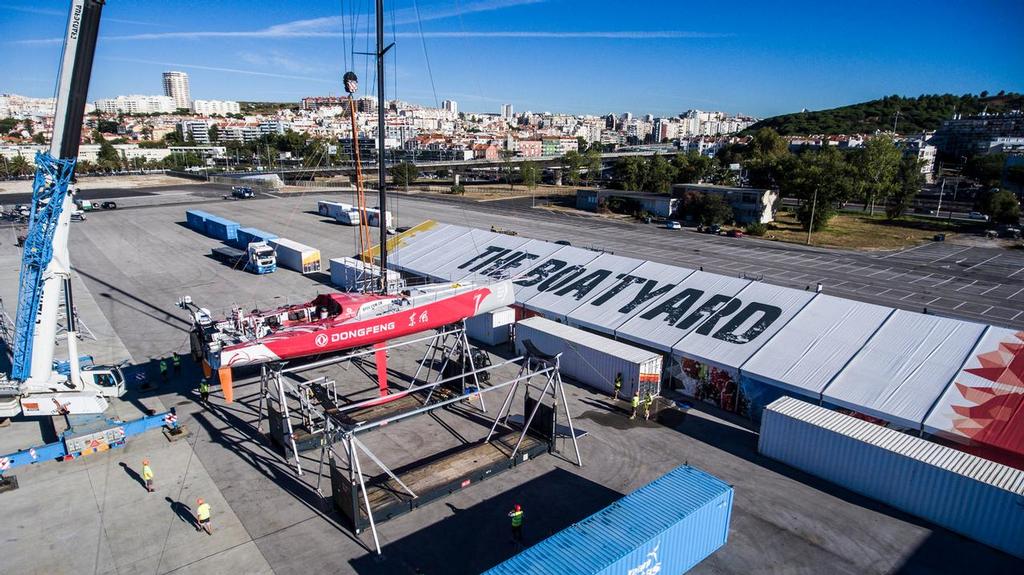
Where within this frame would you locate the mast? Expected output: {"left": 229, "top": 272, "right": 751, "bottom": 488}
{"left": 375, "top": 0, "right": 390, "bottom": 293}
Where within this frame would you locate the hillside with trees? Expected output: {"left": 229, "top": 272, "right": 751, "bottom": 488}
{"left": 746, "top": 92, "right": 1024, "bottom": 135}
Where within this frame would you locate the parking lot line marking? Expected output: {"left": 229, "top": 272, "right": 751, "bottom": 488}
{"left": 955, "top": 280, "right": 977, "bottom": 292}
{"left": 909, "top": 273, "right": 933, "bottom": 284}
{"left": 879, "top": 242, "right": 931, "bottom": 259}
{"left": 900, "top": 293, "right": 918, "bottom": 300}
{"left": 926, "top": 297, "right": 941, "bottom": 305}
{"left": 928, "top": 246, "right": 972, "bottom": 264}
{"left": 1014, "top": 311, "right": 1023, "bottom": 320}
{"left": 931, "top": 276, "right": 955, "bottom": 287}
{"left": 866, "top": 267, "right": 891, "bottom": 277}
{"left": 953, "top": 302, "right": 966, "bottom": 309}
{"left": 965, "top": 255, "right": 1000, "bottom": 271}
{"left": 1009, "top": 267, "right": 1024, "bottom": 278}
{"left": 830, "top": 281, "right": 848, "bottom": 288}
{"left": 1007, "top": 287, "right": 1024, "bottom": 300}
{"left": 876, "top": 288, "right": 892, "bottom": 296}
{"left": 981, "top": 306, "right": 994, "bottom": 315}
{"left": 981, "top": 284, "right": 1002, "bottom": 295}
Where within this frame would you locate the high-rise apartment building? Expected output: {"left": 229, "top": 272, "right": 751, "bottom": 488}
{"left": 442, "top": 100, "right": 458, "bottom": 115}
{"left": 501, "top": 104, "right": 514, "bottom": 120}
{"left": 162, "top": 71, "right": 191, "bottom": 110}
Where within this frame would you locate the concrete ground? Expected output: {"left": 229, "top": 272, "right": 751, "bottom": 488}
{"left": 1, "top": 184, "right": 1021, "bottom": 574}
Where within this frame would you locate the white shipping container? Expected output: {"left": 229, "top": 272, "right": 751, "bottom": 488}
{"left": 759, "top": 397, "right": 1024, "bottom": 559}
{"left": 317, "top": 200, "right": 354, "bottom": 220}
{"left": 515, "top": 316, "right": 662, "bottom": 397}
{"left": 329, "top": 257, "right": 402, "bottom": 292}
{"left": 269, "top": 238, "right": 322, "bottom": 274}
{"left": 465, "top": 307, "right": 515, "bottom": 346}
{"left": 365, "top": 207, "right": 393, "bottom": 228}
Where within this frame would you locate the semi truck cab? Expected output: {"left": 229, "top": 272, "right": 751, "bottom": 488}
{"left": 247, "top": 241, "right": 277, "bottom": 274}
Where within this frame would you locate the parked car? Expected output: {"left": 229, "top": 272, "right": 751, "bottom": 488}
{"left": 913, "top": 206, "right": 936, "bottom": 215}
{"left": 664, "top": 220, "right": 681, "bottom": 230}
{"left": 968, "top": 211, "right": 990, "bottom": 221}
{"left": 727, "top": 229, "right": 744, "bottom": 238}
{"left": 230, "top": 186, "right": 255, "bottom": 199}
{"left": 706, "top": 224, "right": 722, "bottom": 235}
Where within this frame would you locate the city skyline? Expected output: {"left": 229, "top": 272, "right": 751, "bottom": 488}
{"left": 1, "top": 0, "right": 1022, "bottom": 118}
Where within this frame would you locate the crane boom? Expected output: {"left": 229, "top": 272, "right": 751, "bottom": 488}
{"left": 3, "top": 0, "right": 117, "bottom": 418}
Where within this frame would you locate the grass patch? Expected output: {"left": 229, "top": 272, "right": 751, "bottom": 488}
{"left": 764, "top": 212, "right": 979, "bottom": 250}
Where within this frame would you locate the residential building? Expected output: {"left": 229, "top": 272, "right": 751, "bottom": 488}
{"left": 259, "top": 120, "right": 288, "bottom": 135}
{"left": 94, "top": 95, "right": 176, "bottom": 115}
{"left": 672, "top": 183, "right": 778, "bottom": 224}
{"left": 517, "top": 140, "right": 542, "bottom": 157}
{"left": 473, "top": 143, "right": 499, "bottom": 160}
{"left": 302, "top": 96, "right": 347, "bottom": 110}
{"left": 178, "top": 120, "right": 211, "bottom": 144}
{"left": 501, "top": 104, "right": 514, "bottom": 120}
{"left": 930, "top": 112, "right": 1024, "bottom": 157}
{"left": 191, "top": 100, "right": 241, "bottom": 115}
{"left": 162, "top": 71, "right": 191, "bottom": 110}
{"left": 442, "top": 100, "right": 458, "bottom": 115}
{"left": 220, "top": 125, "right": 262, "bottom": 143}
{"left": 901, "top": 137, "right": 937, "bottom": 182}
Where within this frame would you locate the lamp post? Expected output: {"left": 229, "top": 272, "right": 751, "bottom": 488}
{"left": 806, "top": 186, "right": 818, "bottom": 246}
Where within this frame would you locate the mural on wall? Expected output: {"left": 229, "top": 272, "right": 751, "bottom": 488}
{"left": 679, "top": 358, "right": 749, "bottom": 417}
{"left": 950, "top": 331, "right": 1024, "bottom": 453}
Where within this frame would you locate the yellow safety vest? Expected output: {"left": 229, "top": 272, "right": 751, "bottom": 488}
{"left": 159, "top": 361, "right": 168, "bottom": 373}
{"left": 172, "top": 355, "right": 181, "bottom": 366}
{"left": 197, "top": 503, "right": 211, "bottom": 521}
{"left": 142, "top": 465, "right": 153, "bottom": 481}
{"left": 510, "top": 510, "right": 523, "bottom": 527}
{"left": 631, "top": 395, "right": 639, "bottom": 408}
{"left": 199, "top": 380, "right": 209, "bottom": 393}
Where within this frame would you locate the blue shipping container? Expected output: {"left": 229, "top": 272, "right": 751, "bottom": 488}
{"left": 185, "top": 209, "right": 214, "bottom": 232}
{"left": 483, "top": 465, "right": 733, "bottom": 575}
{"left": 204, "top": 215, "right": 240, "bottom": 241}
{"left": 234, "top": 227, "right": 278, "bottom": 248}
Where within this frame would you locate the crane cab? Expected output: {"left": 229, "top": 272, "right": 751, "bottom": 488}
{"left": 82, "top": 365, "right": 126, "bottom": 398}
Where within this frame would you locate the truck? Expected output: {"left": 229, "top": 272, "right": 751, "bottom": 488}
{"left": 74, "top": 199, "right": 117, "bottom": 211}
{"left": 318, "top": 200, "right": 355, "bottom": 220}
{"left": 269, "top": 237, "right": 321, "bottom": 274}
{"left": 230, "top": 186, "right": 255, "bottom": 199}
{"left": 211, "top": 242, "right": 277, "bottom": 274}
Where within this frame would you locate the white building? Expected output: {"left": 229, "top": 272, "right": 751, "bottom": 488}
{"left": 442, "top": 100, "right": 458, "bottom": 115}
{"left": 162, "top": 71, "right": 191, "bottom": 110}
{"left": 500, "top": 104, "right": 514, "bottom": 121}
{"left": 178, "top": 120, "right": 211, "bottom": 144}
{"left": 190, "top": 99, "right": 241, "bottom": 116}
{"left": 95, "top": 94, "right": 176, "bottom": 115}
{"left": 0, "top": 94, "right": 60, "bottom": 119}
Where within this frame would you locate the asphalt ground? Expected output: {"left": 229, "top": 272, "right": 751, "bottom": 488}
{"left": 0, "top": 184, "right": 1021, "bottom": 574}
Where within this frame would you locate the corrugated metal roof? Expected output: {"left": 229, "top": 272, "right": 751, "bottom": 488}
{"left": 568, "top": 260, "right": 696, "bottom": 335}
{"left": 483, "top": 465, "right": 732, "bottom": 575}
{"left": 522, "top": 252, "right": 646, "bottom": 321}
{"left": 518, "top": 316, "right": 659, "bottom": 364}
{"left": 766, "top": 397, "right": 1024, "bottom": 495}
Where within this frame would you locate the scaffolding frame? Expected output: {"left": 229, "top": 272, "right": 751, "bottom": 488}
{"left": 316, "top": 346, "right": 581, "bottom": 555}
{"left": 257, "top": 322, "right": 493, "bottom": 475}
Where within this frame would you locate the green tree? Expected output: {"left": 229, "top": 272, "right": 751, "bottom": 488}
{"left": 671, "top": 151, "right": 713, "bottom": 184}
{"left": 32, "top": 133, "right": 47, "bottom": 145}
{"left": 985, "top": 189, "right": 1021, "bottom": 224}
{"left": 22, "top": 118, "right": 34, "bottom": 135}
{"left": 562, "top": 150, "right": 583, "bottom": 186}
{"left": 576, "top": 136, "right": 588, "bottom": 153}
{"left": 8, "top": 155, "right": 34, "bottom": 177}
{"left": 966, "top": 154, "right": 1006, "bottom": 188}
{"left": 694, "top": 194, "right": 734, "bottom": 225}
{"left": 0, "top": 117, "right": 18, "bottom": 134}
{"left": 781, "top": 146, "right": 853, "bottom": 232}
{"left": 389, "top": 161, "right": 418, "bottom": 190}
{"left": 612, "top": 156, "right": 645, "bottom": 190}
{"left": 856, "top": 136, "right": 902, "bottom": 215}
{"left": 745, "top": 127, "right": 790, "bottom": 189}
{"left": 886, "top": 155, "right": 924, "bottom": 219}
{"left": 500, "top": 150, "right": 517, "bottom": 192}
{"left": 643, "top": 154, "right": 676, "bottom": 194}
{"left": 520, "top": 161, "right": 540, "bottom": 191}
{"left": 97, "top": 138, "right": 122, "bottom": 172}
{"left": 208, "top": 125, "right": 220, "bottom": 143}
{"left": 584, "top": 148, "right": 602, "bottom": 186}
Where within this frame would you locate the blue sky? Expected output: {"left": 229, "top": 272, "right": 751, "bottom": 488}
{"left": 2, "top": 0, "right": 1022, "bottom": 118}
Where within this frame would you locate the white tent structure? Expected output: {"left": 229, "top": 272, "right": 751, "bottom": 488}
{"left": 389, "top": 223, "right": 1024, "bottom": 464}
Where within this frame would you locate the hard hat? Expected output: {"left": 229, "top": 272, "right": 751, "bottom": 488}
{"left": 197, "top": 498, "right": 204, "bottom": 504}
{"left": 514, "top": 504, "right": 521, "bottom": 511}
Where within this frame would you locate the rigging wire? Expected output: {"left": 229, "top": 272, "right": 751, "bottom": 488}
{"left": 412, "top": 0, "right": 440, "bottom": 110}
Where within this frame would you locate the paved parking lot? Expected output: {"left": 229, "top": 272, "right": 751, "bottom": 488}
{"left": 1, "top": 186, "right": 1021, "bottom": 574}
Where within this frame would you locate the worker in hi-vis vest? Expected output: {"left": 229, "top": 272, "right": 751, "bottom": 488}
{"left": 196, "top": 498, "right": 212, "bottom": 535}
{"left": 630, "top": 392, "right": 640, "bottom": 420}
{"left": 508, "top": 503, "right": 524, "bottom": 545}
{"left": 613, "top": 373, "right": 623, "bottom": 401}
{"left": 142, "top": 459, "right": 154, "bottom": 492}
